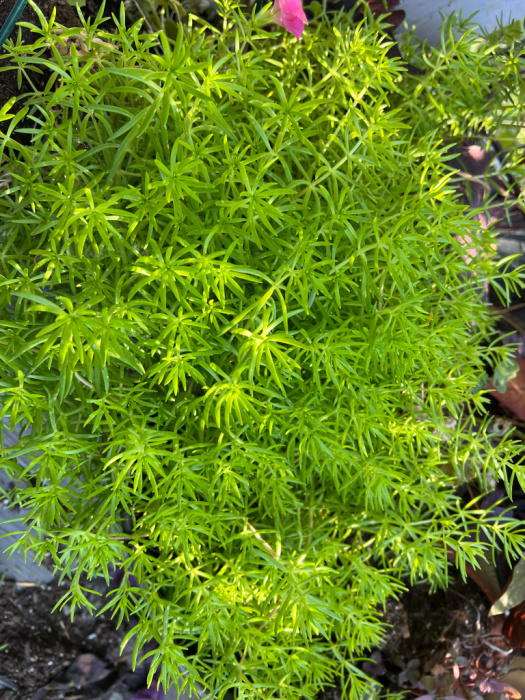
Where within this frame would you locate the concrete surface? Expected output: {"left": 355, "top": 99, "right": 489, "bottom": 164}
{"left": 0, "top": 418, "right": 54, "bottom": 584}
{"left": 399, "top": 0, "right": 525, "bottom": 44}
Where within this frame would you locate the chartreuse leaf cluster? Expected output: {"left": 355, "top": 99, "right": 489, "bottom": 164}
{"left": 0, "top": 3, "right": 525, "bottom": 698}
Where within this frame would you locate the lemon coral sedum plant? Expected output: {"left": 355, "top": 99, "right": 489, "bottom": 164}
{"left": 0, "top": 3, "right": 525, "bottom": 699}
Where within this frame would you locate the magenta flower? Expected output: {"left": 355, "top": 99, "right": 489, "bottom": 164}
{"left": 272, "top": 0, "right": 308, "bottom": 39}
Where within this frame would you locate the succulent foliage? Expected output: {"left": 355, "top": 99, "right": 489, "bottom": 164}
{"left": 1, "top": 4, "right": 525, "bottom": 698}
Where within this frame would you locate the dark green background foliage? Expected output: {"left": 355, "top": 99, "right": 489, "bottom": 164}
{"left": 1, "top": 4, "right": 525, "bottom": 698}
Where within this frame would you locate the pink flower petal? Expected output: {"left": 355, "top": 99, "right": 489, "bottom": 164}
{"left": 281, "top": 13, "right": 307, "bottom": 38}
{"left": 272, "top": 0, "right": 308, "bottom": 39}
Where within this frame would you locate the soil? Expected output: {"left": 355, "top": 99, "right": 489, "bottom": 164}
{"left": 0, "top": 578, "right": 133, "bottom": 700}
{"left": 320, "top": 569, "right": 525, "bottom": 700}
{"left": 0, "top": 534, "right": 500, "bottom": 699}
{"left": 0, "top": 0, "right": 123, "bottom": 110}
{"left": 0, "top": 565, "right": 504, "bottom": 700}
{"left": 381, "top": 574, "right": 490, "bottom": 666}
{"left": 83, "top": 0, "right": 123, "bottom": 29}
{"left": 0, "top": 0, "right": 79, "bottom": 108}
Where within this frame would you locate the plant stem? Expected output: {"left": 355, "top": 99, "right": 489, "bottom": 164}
{"left": 0, "top": 0, "right": 28, "bottom": 49}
